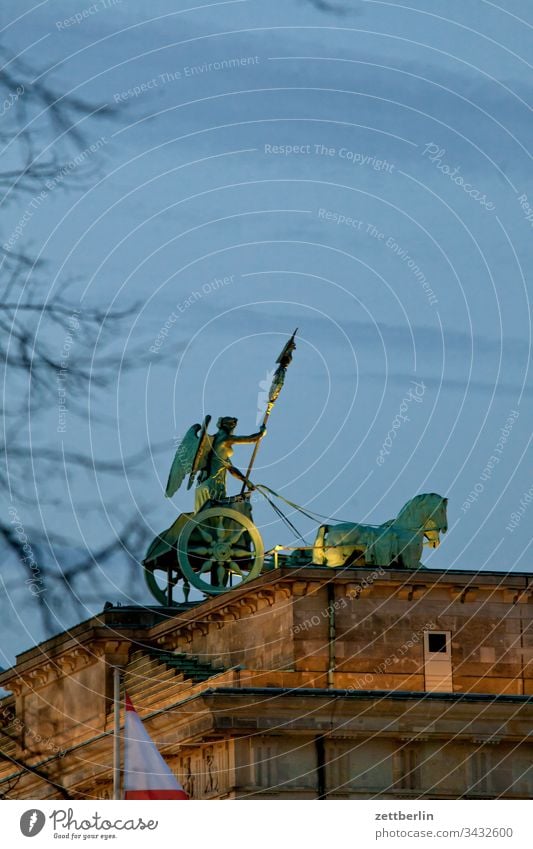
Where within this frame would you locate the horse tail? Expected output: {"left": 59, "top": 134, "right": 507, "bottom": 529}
{"left": 313, "top": 525, "right": 328, "bottom": 565}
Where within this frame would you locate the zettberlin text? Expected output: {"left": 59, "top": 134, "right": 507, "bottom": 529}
{"left": 375, "top": 811, "right": 434, "bottom": 820}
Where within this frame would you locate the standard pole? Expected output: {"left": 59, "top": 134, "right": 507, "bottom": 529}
{"left": 240, "top": 403, "right": 273, "bottom": 495}
{"left": 240, "top": 329, "right": 297, "bottom": 495}
{"left": 113, "top": 666, "right": 121, "bottom": 800}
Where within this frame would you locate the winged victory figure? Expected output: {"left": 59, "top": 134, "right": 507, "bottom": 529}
{"left": 165, "top": 416, "right": 212, "bottom": 497}
{"left": 166, "top": 415, "right": 265, "bottom": 512}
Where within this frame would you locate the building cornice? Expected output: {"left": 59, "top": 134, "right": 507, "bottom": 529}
{"left": 148, "top": 566, "right": 533, "bottom": 648}
{"left": 2, "top": 566, "right": 532, "bottom": 691}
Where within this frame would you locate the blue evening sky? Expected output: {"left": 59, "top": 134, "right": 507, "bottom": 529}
{"left": 0, "top": 0, "right": 531, "bottom": 664}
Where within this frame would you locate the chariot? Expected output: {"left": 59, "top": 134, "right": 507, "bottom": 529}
{"left": 144, "top": 493, "right": 265, "bottom": 603}
{"left": 142, "top": 332, "right": 448, "bottom": 605}
{"left": 143, "top": 489, "right": 448, "bottom": 604}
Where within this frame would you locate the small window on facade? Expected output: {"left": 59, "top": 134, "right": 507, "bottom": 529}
{"left": 428, "top": 632, "right": 447, "bottom": 653}
{"left": 424, "top": 630, "right": 452, "bottom": 692}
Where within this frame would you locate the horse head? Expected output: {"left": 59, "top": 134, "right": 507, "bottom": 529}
{"left": 395, "top": 493, "right": 448, "bottom": 548}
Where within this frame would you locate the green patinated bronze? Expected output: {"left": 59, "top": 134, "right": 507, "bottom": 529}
{"left": 143, "top": 332, "right": 297, "bottom": 603}
{"left": 312, "top": 493, "right": 448, "bottom": 570}
{"left": 143, "top": 330, "right": 449, "bottom": 604}
{"left": 165, "top": 415, "right": 265, "bottom": 511}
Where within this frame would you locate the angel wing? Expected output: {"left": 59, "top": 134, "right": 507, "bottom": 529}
{"left": 165, "top": 415, "right": 212, "bottom": 497}
{"left": 187, "top": 418, "right": 213, "bottom": 490}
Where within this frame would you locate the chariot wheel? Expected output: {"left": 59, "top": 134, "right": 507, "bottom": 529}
{"left": 177, "top": 507, "right": 264, "bottom": 595}
{"left": 144, "top": 561, "right": 183, "bottom": 607}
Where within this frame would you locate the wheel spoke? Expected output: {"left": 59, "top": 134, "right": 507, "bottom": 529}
{"left": 228, "top": 560, "right": 244, "bottom": 577}
{"left": 215, "top": 516, "right": 227, "bottom": 540}
{"left": 189, "top": 545, "right": 211, "bottom": 556}
{"left": 226, "top": 527, "right": 246, "bottom": 545}
{"left": 197, "top": 525, "right": 214, "bottom": 545}
{"left": 199, "top": 558, "right": 215, "bottom": 574}
{"left": 177, "top": 507, "right": 264, "bottom": 596}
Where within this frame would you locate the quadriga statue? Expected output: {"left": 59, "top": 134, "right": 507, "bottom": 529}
{"left": 312, "top": 493, "right": 448, "bottom": 570}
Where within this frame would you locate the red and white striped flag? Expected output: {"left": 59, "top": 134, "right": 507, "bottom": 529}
{"left": 123, "top": 693, "right": 189, "bottom": 799}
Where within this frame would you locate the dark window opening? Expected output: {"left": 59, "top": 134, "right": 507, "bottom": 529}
{"left": 428, "top": 632, "right": 447, "bottom": 653}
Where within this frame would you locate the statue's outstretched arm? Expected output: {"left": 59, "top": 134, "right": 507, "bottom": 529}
{"left": 231, "top": 426, "right": 266, "bottom": 445}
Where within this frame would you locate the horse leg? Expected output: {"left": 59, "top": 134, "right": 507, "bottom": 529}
{"left": 313, "top": 525, "right": 328, "bottom": 565}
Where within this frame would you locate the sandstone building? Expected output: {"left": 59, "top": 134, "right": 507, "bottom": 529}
{"left": 1, "top": 566, "right": 532, "bottom": 799}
